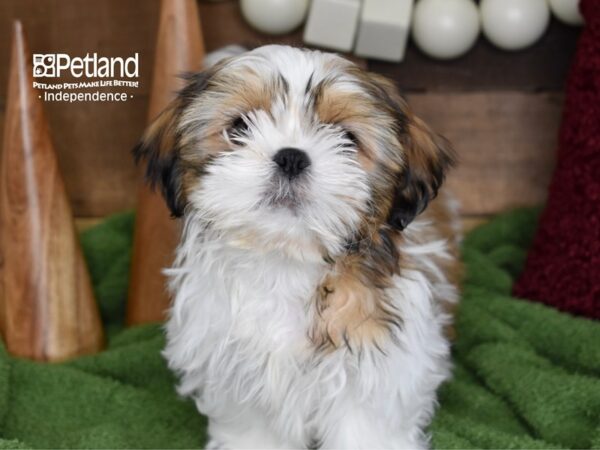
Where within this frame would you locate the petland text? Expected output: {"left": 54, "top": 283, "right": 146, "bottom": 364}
{"left": 33, "top": 53, "right": 139, "bottom": 78}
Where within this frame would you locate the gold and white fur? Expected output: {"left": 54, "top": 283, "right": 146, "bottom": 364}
{"left": 135, "top": 45, "right": 461, "bottom": 449}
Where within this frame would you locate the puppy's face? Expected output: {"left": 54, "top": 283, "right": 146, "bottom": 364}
{"left": 135, "top": 46, "right": 454, "bottom": 258}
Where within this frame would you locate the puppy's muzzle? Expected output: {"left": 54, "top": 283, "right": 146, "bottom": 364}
{"left": 273, "top": 148, "right": 311, "bottom": 179}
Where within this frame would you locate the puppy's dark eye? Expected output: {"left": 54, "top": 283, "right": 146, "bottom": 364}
{"left": 228, "top": 116, "right": 250, "bottom": 140}
{"left": 342, "top": 130, "right": 359, "bottom": 147}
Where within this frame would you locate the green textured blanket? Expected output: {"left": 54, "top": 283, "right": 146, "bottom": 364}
{"left": 1, "top": 209, "right": 599, "bottom": 449}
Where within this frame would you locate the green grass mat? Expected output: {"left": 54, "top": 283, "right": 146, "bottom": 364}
{"left": 1, "top": 209, "right": 598, "bottom": 449}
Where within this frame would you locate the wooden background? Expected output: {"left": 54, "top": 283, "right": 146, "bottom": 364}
{"left": 0, "top": 0, "right": 581, "bottom": 222}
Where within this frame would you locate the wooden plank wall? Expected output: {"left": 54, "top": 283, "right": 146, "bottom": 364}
{"left": 0, "top": 0, "right": 581, "bottom": 221}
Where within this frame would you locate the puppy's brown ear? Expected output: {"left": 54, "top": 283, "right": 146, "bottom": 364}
{"left": 389, "top": 116, "right": 455, "bottom": 230}
{"left": 133, "top": 71, "right": 214, "bottom": 217}
{"left": 133, "top": 103, "right": 186, "bottom": 217}
{"left": 363, "top": 73, "right": 455, "bottom": 230}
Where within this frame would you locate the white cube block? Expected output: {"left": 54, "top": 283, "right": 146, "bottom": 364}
{"left": 355, "top": 0, "right": 414, "bottom": 62}
{"left": 303, "top": 0, "right": 361, "bottom": 52}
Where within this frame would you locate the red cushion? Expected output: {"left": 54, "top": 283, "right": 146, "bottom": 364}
{"left": 513, "top": 0, "right": 600, "bottom": 319}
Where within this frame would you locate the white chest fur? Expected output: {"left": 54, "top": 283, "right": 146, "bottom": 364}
{"left": 163, "top": 219, "right": 455, "bottom": 449}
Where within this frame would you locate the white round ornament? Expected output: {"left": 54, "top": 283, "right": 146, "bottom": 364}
{"left": 412, "top": 0, "right": 480, "bottom": 60}
{"left": 480, "top": 0, "right": 550, "bottom": 51}
{"left": 548, "top": 0, "right": 584, "bottom": 26}
{"left": 240, "top": 0, "right": 309, "bottom": 35}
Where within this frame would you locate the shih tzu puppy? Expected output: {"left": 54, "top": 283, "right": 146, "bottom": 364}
{"left": 134, "top": 45, "right": 461, "bottom": 449}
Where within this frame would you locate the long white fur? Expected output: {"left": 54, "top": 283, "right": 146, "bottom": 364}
{"left": 162, "top": 46, "right": 458, "bottom": 449}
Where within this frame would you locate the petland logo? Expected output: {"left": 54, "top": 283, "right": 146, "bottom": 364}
{"left": 32, "top": 52, "right": 140, "bottom": 102}
{"left": 33, "top": 53, "right": 139, "bottom": 78}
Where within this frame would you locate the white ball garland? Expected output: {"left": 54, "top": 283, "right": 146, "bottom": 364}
{"left": 238, "top": 0, "right": 570, "bottom": 60}
{"left": 412, "top": 0, "right": 480, "bottom": 60}
{"left": 240, "top": 0, "right": 309, "bottom": 35}
{"left": 480, "top": 0, "right": 551, "bottom": 51}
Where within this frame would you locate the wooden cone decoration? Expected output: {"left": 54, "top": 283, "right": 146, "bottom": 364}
{"left": 0, "top": 21, "right": 104, "bottom": 361}
{"left": 127, "top": 0, "right": 205, "bottom": 325}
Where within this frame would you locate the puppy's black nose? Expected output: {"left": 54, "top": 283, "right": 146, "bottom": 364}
{"left": 273, "top": 148, "right": 311, "bottom": 178}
